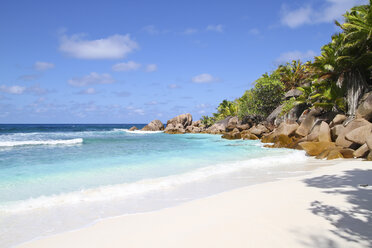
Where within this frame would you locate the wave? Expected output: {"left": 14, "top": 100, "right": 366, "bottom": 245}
{"left": 0, "top": 150, "right": 307, "bottom": 213}
{"left": 113, "top": 128, "right": 163, "bottom": 134}
{"left": 0, "top": 138, "right": 83, "bottom": 147}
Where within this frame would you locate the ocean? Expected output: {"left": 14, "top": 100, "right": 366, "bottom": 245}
{"left": 0, "top": 124, "right": 319, "bottom": 247}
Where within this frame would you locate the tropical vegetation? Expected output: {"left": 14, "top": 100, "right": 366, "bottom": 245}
{"left": 201, "top": 1, "right": 371, "bottom": 126}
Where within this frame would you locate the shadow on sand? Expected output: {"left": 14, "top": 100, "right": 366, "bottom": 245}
{"left": 301, "top": 169, "right": 372, "bottom": 247}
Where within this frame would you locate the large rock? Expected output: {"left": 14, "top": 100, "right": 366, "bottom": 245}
{"left": 306, "top": 124, "right": 320, "bottom": 142}
{"left": 236, "top": 124, "right": 250, "bottom": 131}
{"left": 221, "top": 128, "right": 241, "bottom": 140}
{"left": 266, "top": 105, "right": 283, "bottom": 124}
{"left": 366, "top": 134, "right": 372, "bottom": 150}
{"left": 273, "top": 122, "right": 299, "bottom": 137}
{"left": 329, "top": 114, "right": 347, "bottom": 127}
{"left": 185, "top": 126, "right": 202, "bottom": 133}
{"left": 299, "top": 141, "right": 336, "bottom": 156}
{"left": 129, "top": 126, "right": 138, "bottom": 131}
{"left": 164, "top": 123, "right": 186, "bottom": 134}
{"left": 226, "top": 116, "right": 240, "bottom": 131}
{"left": 275, "top": 104, "right": 307, "bottom": 126}
{"left": 191, "top": 120, "right": 201, "bottom": 127}
{"left": 284, "top": 89, "right": 302, "bottom": 99}
{"left": 331, "top": 125, "right": 344, "bottom": 141}
{"left": 345, "top": 124, "right": 372, "bottom": 145}
{"left": 241, "top": 130, "right": 259, "bottom": 140}
{"left": 335, "top": 118, "right": 371, "bottom": 148}
{"left": 318, "top": 121, "right": 331, "bottom": 142}
{"left": 166, "top": 113, "right": 192, "bottom": 128}
{"left": 356, "top": 91, "right": 372, "bottom": 121}
{"left": 249, "top": 124, "right": 269, "bottom": 137}
{"left": 296, "top": 108, "right": 322, "bottom": 137}
{"left": 316, "top": 147, "right": 354, "bottom": 160}
{"left": 207, "top": 117, "right": 231, "bottom": 134}
{"left": 353, "top": 143, "right": 369, "bottom": 158}
{"left": 141, "top": 120, "right": 164, "bottom": 131}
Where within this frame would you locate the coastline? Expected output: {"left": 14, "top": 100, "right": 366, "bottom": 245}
{"left": 18, "top": 159, "right": 372, "bottom": 248}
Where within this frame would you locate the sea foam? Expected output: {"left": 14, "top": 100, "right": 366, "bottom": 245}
{"left": 0, "top": 138, "right": 83, "bottom": 147}
{"left": 0, "top": 150, "right": 307, "bottom": 213}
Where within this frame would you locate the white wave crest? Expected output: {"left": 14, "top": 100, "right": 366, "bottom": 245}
{"left": 113, "top": 128, "right": 163, "bottom": 134}
{"left": 0, "top": 150, "right": 307, "bottom": 213}
{"left": 0, "top": 138, "right": 83, "bottom": 147}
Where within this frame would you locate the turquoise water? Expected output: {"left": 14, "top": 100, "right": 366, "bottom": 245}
{"left": 0, "top": 124, "right": 314, "bottom": 247}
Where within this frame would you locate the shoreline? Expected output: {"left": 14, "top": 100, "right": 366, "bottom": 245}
{"left": 18, "top": 159, "right": 372, "bottom": 248}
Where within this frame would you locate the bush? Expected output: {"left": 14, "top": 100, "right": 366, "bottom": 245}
{"left": 238, "top": 73, "right": 285, "bottom": 118}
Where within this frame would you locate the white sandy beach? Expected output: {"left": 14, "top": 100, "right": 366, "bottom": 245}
{"left": 18, "top": 160, "right": 372, "bottom": 248}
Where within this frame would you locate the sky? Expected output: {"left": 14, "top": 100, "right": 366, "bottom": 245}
{"left": 0, "top": 0, "right": 368, "bottom": 123}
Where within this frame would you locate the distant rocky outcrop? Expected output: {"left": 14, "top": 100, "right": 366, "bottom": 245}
{"left": 164, "top": 113, "right": 193, "bottom": 134}
{"left": 207, "top": 117, "right": 231, "bottom": 134}
{"left": 141, "top": 120, "right": 164, "bottom": 131}
{"left": 129, "top": 126, "right": 138, "bottom": 131}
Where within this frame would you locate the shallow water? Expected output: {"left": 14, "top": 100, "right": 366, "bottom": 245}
{"left": 0, "top": 124, "right": 326, "bottom": 247}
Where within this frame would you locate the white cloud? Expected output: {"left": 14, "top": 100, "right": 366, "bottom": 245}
{"left": 145, "top": 64, "right": 157, "bottom": 72}
{"left": 59, "top": 33, "right": 138, "bottom": 59}
{"left": 206, "top": 24, "right": 224, "bottom": 33}
{"left": 34, "top": 61, "right": 55, "bottom": 71}
{"left": 192, "top": 73, "right": 218, "bottom": 83}
{"left": 0, "top": 84, "right": 48, "bottom": 95}
{"left": 182, "top": 28, "right": 198, "bottom": 35}
{"left": 168, "top": 84, "right": 180, "bottom": 89}
{"left": 0, "top": 85, "right": 26, "bottom": 94}
{"left": 249, "top": 28, "right": 260, "bottom": 35}
{"left": 112, "top": 61, "right": 141, "bottom": 71}
{"left": 276, "top": 50, "right": 316, "bottom": 63}
{"left": 280, "top": 0, "right": 367, "bottom": 28}
{"left": 142, "top": 25, "right": 169, "bottom": 35}
{"left": 68, "top": 72, "right": 115, "bottom": 87}
{"left": 145, "top": 101, "right": 158, "bottom": 105}
{"left": 78, "top": 88, "right": 97, "bottom": 95}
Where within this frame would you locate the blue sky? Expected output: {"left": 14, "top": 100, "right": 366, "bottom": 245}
{"left": 0, "top": 0, "right": 367, "bottom": 123}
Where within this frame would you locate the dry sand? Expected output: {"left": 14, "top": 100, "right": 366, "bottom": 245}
{"left": 18, "top": 160, "right": 372, "bottom": 248}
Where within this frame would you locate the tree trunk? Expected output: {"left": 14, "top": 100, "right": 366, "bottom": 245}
{"left": 344, "top": 70, "right": 367, "bottom": 125}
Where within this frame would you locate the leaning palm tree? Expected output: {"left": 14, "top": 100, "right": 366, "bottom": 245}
{"left": 335, "top": 1, "right": 372, "bottom": 123}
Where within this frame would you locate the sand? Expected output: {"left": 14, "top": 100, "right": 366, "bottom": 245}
{"left": 18, "top": 160, "right": 372, "bottom": 248}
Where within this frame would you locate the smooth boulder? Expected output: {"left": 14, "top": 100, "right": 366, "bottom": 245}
{"left": 335, "top": 119, "right": 371, "bottom": 148}
{"left": 356, "top": 92, "right": 372, "bottom": 121}
{"left": 141, "top": 120, "right": 164, "bottom": 131}
{"left": 166, "top": 113, "right": 192, "bottom": 128}
{"left": 318, "top": 121, "right": 331, "bottom": 142}
{"left": 129, "top": 126, "right": 138, "bottom": 131}
{"left": 345, "top": 124, "right": 372, "bottom": 145}
{"left": 299, "top": 141, "right": 336, "bottom": 156}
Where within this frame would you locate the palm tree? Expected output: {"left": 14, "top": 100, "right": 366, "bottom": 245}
{"left": 309, "top": 2, "right": 371, "bottom": 123}
{"left": 335, "top": 1, "right": 372, "bottom": 122}
{"left": 275, "top": 60, "right": 310, "bottom": 91}
{"left": 213, "top": 100, "right": 238, "bottom": 120}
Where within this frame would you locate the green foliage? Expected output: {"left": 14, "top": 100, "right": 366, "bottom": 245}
{"left": 212, "top": 100, "right": 238, "bottom": 121}
{"left": 279, "top": 97, "right": 297, "bottom": 117}
{"left": 274, "top": 60, "right": 311, "bottom": 91}
{"left": 200, "top": 115, "right": 215, "bottom": 127}
{"left": 237, "top": 73, "right": 285, "bottom": 118}
{"left": 296, "top": 80, "right": 347, "bottom": 112}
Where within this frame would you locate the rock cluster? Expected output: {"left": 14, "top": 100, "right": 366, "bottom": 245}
{"left": 141, "top": 95, "right": 372, "bottom": 161}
